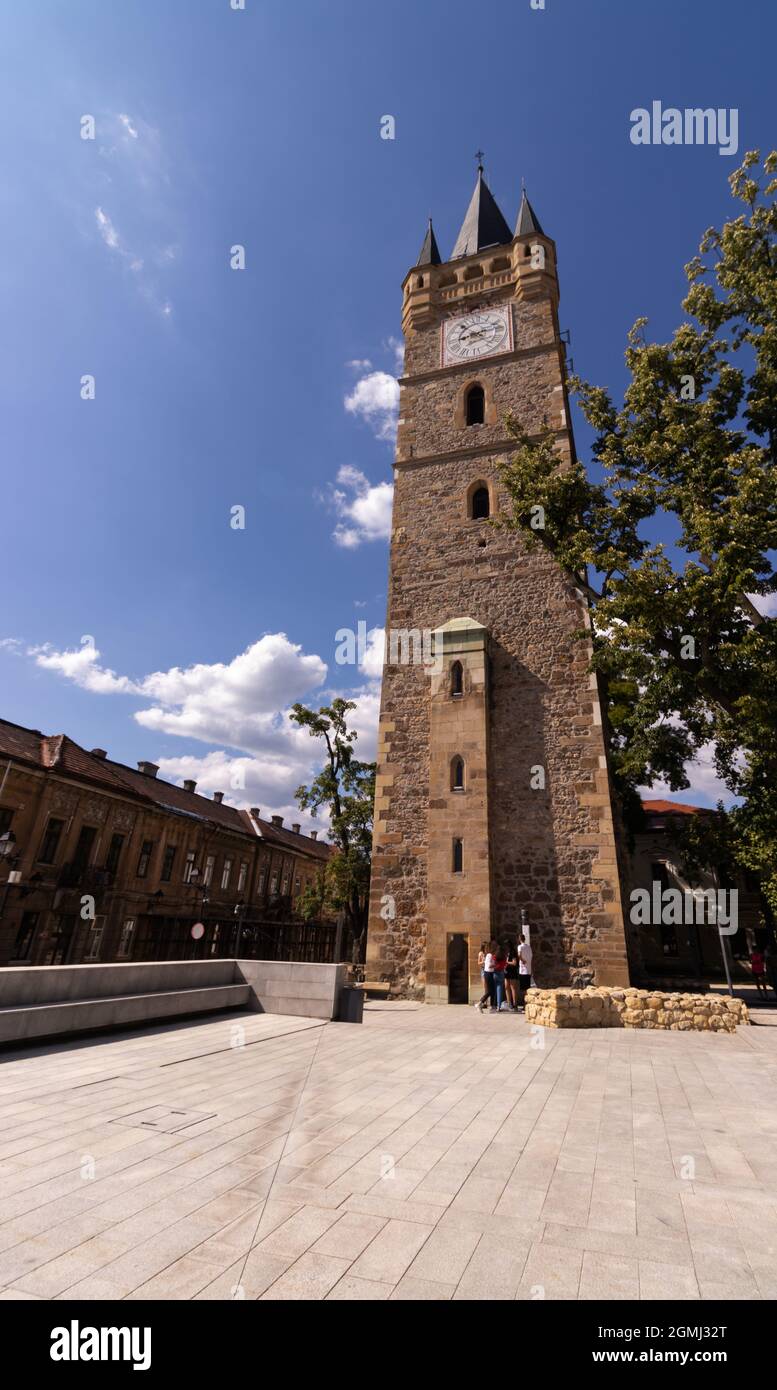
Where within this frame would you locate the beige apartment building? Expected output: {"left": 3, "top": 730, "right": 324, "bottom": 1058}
{"left": 0, "top": 718, "right": 331, "bottom": 966}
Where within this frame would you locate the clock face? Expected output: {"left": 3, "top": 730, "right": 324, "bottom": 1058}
{"left": 442, "top": 306, "right": 511, "bottom": 365}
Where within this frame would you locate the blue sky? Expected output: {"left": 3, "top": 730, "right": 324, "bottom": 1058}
{"left": 1, "top": 0, "right": 774, "bottom": 819}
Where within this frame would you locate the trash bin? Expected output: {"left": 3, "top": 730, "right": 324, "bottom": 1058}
{"left": 338, "top": 985, "right": 364, "bottom": 1024}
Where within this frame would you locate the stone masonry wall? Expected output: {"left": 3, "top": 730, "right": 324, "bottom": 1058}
{"left": 525, "top": 986, "right": 750, "bottom": 1032}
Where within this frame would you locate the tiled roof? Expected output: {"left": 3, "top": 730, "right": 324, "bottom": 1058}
{"left": 240, "top": 810, "right": 332, "bottom": 860}
{"left": 641, "top": 798, "right": 711, "bottom": 816}
{"left": 0, "top": 717, "right": 331, "bottom": 853}
{"left": 101, "top": 758, "right": 253, "bottom": 836}
{"left": 0, "top": 721, "right": 146, "bottom": 798}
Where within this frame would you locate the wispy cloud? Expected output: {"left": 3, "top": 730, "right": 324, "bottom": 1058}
{"left": 90, "top": 113, "right": 176, "bottom": 317}
{"left": 118, "top": 112, "right": 139, "bottom": 140}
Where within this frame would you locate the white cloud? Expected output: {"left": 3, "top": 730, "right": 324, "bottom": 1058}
{"left": 95, "top": 206, "right": 120, "bottom": 250}
{"left": 641, "top": 741, "right": 739, "bottom": 810}
{"left": 152, "top": 748, "right": 328, "bottom": 833}
{"left": 22, "top": 630, "right": 384, "bottom": 823}
{"left": 118, "top": 113, "right": 139, "bottom": 139}
{"left": 29, "top": 638, "right": 139, "bottom": 695}
{"left": 344, "top": 370, "right": 400, "bottom": 443}
{"left": 135, "top": 634, "right": 327, "bottom": 751}
{"left": 747, "top": 591, "right": 777, "bottom": 619}
{"left": 387, "top": 335, "right": 405, "bottom": 373}
{"left": 330, "top": 465, "right": 393, "bottom": 548}
{"left": 359, "top": 626, "right": 385, "bottom": 680}
{"left": 94, "top": 205, "right": 171, "bottom": 315}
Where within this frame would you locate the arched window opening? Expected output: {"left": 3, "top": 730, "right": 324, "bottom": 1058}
{"left": 452, "top": 838, "right": 463, "bottom": 874}
{"left": 471, "top": 485, "right": 490, "bottom": 520}
{"left": 450, "top": 661, "right": 463, "bottom": 697}
{"left": 464, "top": 263, "right": 484, "bottom": 282}
{"left": 417, "top": 275, "right": 424, "bottom": 288}
{"left": 466, "top": 384, "right": 485, "bottom": 426}
{"left": 451, "top": 757, "right": 465, "bottom": 792}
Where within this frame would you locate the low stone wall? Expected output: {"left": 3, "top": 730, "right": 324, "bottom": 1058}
{"left": 525, "top": 986, "right": 749, "bottom": 1032}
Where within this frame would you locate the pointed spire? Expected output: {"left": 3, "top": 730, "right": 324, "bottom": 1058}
{"left": 416, "top": 217, "right": 441, "bottom": 267}
{"left": 515, "top": 188, "right": 545, "bottom": 238}
{"left": 451, "top": 169, "right": 512, "bottom": 259}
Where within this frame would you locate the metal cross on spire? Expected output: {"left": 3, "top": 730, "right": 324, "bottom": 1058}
{"left": 475, "top": 149, "right": 485, "bottom": 174}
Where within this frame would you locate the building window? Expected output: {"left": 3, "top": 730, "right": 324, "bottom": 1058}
{"left": 12, "top": 911, "right": 38, "bottom": 961}
{"left": 295, "top": 875, "right": 301, "bottom": 894}
{"left": 160, "top": 844, "right": 177, "bottom": 882}
{"left": 221, "top": 857, "right": 233, "bottom": 891}
{"left": 0, "top": 808, "right": 13, "bottom": 836}
{"left": 257, "top": 868, "right": 267, "bottom": 896}
{"left": 281, "top": 872, "right": 291, "bottom": 895}
{"left": 38, "top": 817, "right": 65, "bottom": 865}
{"left": 452, "top": 838, "right": 463, "bottom": 874}
{"left": 450, "top": 661, "right": 463, "bottom": 697}
{"left": 451, "top": 757, "right": 465, "bottom": 792}
{"left": 105, "top": 833, "right": 124, "bottom": 875}
{"left": 203, "top": 855, "right": 215, "bottom": 887}
{"left": 270, "top": 870, "right": 279, "bottom": 896}
{"left": 84, "top": 918, "right": 104, "bottom": 961}
{"left": 466, "top": 384, "right": 485, "bottom": 426}
{"left": 136, "top": 840, "right": 154, "bottom": 878}
{"left": 72, "top": 825, "right": 97, "bottom": 870}
{"left": 118, "top": 918, "right": 136, "bottom": 959}
{"left": 183, "top": 851, "right": 197, "bottom": 884}
{"left": 471, "top": 485, "right": 490, "bottom": 520}
{"left": 237, "top": 861, "right": 248, "bottom": 893}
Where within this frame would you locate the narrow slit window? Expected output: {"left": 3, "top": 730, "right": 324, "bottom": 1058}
{"left": 452, "top": 757, "right": 465, "bottom": 791}
{"left": 452, "top": 838, "right": 463, "bottom": 874}
{"left": 466, "top": 385, "right": 485, "bottom": 426}
{"left": 451, "top": 661, "right": 463, "bottom": 697}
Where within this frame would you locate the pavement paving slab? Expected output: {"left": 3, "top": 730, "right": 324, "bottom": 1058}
{"left": 0, "top": 999, "right": 774, "bottom": 1300}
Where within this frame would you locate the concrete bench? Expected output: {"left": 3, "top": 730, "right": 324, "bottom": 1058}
{"left": 0, "top": 959, "right": 348, "bottom": 1046}
{"left": 0, "top": 982, "right": 251, "bottom": 1044}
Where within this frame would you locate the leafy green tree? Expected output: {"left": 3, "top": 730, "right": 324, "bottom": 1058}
{"left": 289, "top": 698, "right": 375, "bottom": 962}
{"left": 498, "top": 151, "right": 777, "bottom": 912}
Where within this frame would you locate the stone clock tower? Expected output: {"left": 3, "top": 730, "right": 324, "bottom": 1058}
{"left": 366, "top": 164, "right": 631, "bottom": 1001}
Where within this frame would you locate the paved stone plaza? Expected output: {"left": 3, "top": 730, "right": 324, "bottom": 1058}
{"left": 1, "top": 1001, "right": 776, "bottom": 1301}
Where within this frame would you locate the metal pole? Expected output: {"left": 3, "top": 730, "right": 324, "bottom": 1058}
{"left": 718, "top": 927, "right": 735, "bottom": 998}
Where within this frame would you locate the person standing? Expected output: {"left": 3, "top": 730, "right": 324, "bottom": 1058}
{"left": 517, "top": 932, "right": 533, "bottom": 1008}
{"left": 751, "top": 947, "right": 768, "bottom": 996}
{"left": 493, "top": 942, "right": 507, "bottom": 1011}
{"left": 475, "top": 940, "right": 497, "bottom": 1012}
{"left": 504, "top": 941, "right": 519, "bottom": 1011}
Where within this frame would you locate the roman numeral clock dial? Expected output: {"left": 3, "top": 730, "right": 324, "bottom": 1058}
{"left": 442, "top": 305, "right": 512, "bottom": 365}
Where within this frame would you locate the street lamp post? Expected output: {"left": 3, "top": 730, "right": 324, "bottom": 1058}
{"left": 0, "top": 831, "right": 22, "bottom": 919}
{"left": 186, "top": 868, "right": 210, "bottom": 955}
{"left": 234, "top": 899, "right": 247, "bottom": 958}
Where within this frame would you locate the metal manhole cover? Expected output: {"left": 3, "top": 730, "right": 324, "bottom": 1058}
{"left": 111, "top": 1106, "right": 216, "bottom": 1133}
